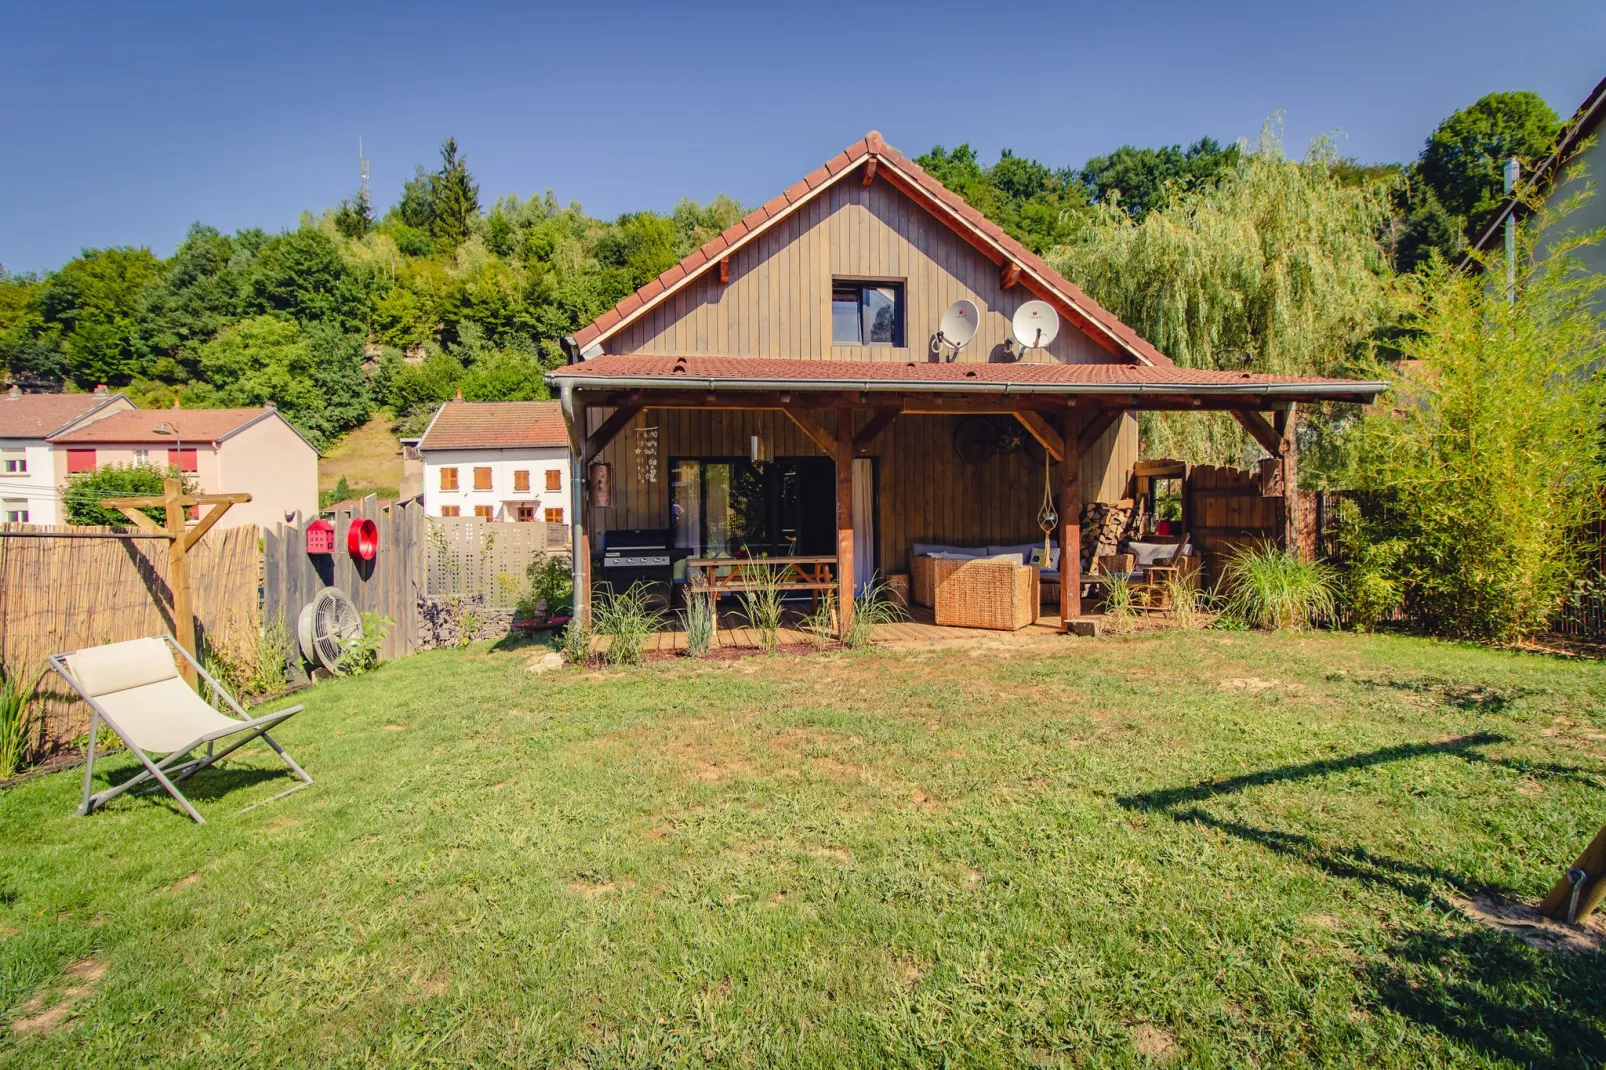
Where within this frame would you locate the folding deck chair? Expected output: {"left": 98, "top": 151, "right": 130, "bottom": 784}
{"left": 48, "top": 636, "right": 312, "bottom": 824}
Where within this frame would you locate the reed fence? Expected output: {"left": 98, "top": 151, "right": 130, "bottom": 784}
{"left": 0, "top": 522, "right": 261, "bottom": 752}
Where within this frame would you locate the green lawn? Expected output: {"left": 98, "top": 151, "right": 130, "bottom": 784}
{"left": 3, "top": 630, "right": 1606, "bottom": 1066}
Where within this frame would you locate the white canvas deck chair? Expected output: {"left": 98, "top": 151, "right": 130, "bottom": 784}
{"left": 48, "top": 636, "right": 312, "bottom": 824}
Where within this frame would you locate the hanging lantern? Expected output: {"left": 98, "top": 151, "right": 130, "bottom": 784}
{"left": 588, "top": 461, "right": 614, "bottom": 507}
{"left": 750, "top": 433, "right": 772, "bottom": 466}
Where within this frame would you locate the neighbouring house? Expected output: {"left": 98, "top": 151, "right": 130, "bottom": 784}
{"left": 0, "top": 385, "right": 134, "bottom": 524}
{"left": 1463, "top": 71, "right": 1606, "bottom": 316}
{"left": 416, "top": 399, "right": 571, "bottom": 522}
{"left": 547, "top": 130, "right": 1386, "bottom": 629}
{"left": 47, "top": 404, "right": 319, "bottom": 529}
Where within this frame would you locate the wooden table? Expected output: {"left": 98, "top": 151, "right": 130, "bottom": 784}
{"left": 684, "top": 555, "right": 837, "bottom": 605}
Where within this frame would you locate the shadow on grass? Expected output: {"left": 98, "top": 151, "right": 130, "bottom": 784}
{"left": 100, "top": 762, "right": 297, "bottom": 807}
{"left": 1370, "top": 923, "right": 1606, "bottom": 1065}
{"left": 1118, "top": 732, "right": 1507, "bottom": 812}
{"left": 1124, "top": 733, "right": 1606, "bottom": 1064}
{"left": 1344, "top": 674, "right": 1540, "bottom": 713}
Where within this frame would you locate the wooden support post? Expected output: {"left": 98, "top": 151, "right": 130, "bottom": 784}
{"left": 163, "top": 478, "right": 197, "bottom": 688}
{"left": 1539, "top": 823, "right": 1606, "bottom": 923}
{"left": 834, "top": 414, "right": 855, "bottom": 637}
{"left": 567, "top": 399, "right": 592, "bottom": 628}
{"left": 1059, "top": 408, "right": 1082, "bottom": 629}
{"left": 1275, "top": 403, "right": 1300, "bottom": 557}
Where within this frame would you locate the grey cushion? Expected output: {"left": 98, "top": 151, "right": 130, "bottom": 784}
{"left": 987, "top": 542, "right": 1056, "bottom": 560}
{"left": 912, "top": 542, "right": 986, "bottom": 558}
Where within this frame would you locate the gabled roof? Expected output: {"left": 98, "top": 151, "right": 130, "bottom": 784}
{"left": 1462, "top": 72, "right": 1606, "bottom": 263}
{"left": 0, "top": 390, "right": 130, "bottom": 439}
{"left": 417, "top": 400, "right": 568, "bottom": 451}
{"left": 48, "top": 406, "right": 314, "bottom": 451}
{"left": 549, "top": 353, "right": 1385, "bottom": 404}
{"left": 569, "top": 131, "right": 1174, "bottom": 368}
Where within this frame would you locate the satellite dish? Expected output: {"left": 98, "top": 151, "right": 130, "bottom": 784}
{"left": 1011, "top": 300, "right": 1061, "bottom": 352}
{"left": 935, "top": 299, "right": 979, "bottom": 361}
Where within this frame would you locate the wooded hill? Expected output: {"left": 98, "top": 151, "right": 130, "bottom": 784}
{"left": 0, "top": 92, "right": 1562, "bottom": 456}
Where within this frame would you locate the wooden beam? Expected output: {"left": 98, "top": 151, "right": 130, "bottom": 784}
{"left": 851, "top": 409, "right": 898, "bottom": 456}
{"left": 1232, "top": 410, "right": 1284, "bottom": 456}
{"left": 1059, "top": 408, "right": 1082, "bottom": 628}
{"left": 718, "top": 256, "right": 730, "bottom": 285}
{"left": 781, "top": 407, "right": 840, "bottom": 456}
{"left": 1013, "top": 411, "right": 1065, "bottom": 463}
{"left": 1075, "top": 409, "right": 1123, "bottom": 456}
{"left": 1000, "top": 261, "right": 1022, "bottom": 290}
{"left": 182, "top": 497, "right": 243, "bottom": 553}
{"left": 105, "top": 492, "right": 249, "bottom": 510}
{"left": 862, "top": 158, "right": 878, "bottom": 186}
{"left": 583, "top": 402, "right": 643, "bottom": 464}
{"left": 113, "top": 505, "right": 163, "bottom": 534}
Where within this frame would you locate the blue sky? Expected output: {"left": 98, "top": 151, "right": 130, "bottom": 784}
{"left": 2, "top": 0, "right": 1603, "bottom": 274}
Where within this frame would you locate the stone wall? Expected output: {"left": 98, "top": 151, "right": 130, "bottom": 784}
{"left": 416, "top": 594, "right": 514, "bottom": 650}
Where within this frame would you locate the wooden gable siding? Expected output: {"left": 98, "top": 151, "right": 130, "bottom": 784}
{"left": 583, "top": 407, "right": 1135, "bottom": 576}
{"left": 608, "top": 178, "right": 1108, "bottom": 365}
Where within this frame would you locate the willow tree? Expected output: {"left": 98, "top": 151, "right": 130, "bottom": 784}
{"left": 1050, "top": 122, "right": 1394, "bottom": 467}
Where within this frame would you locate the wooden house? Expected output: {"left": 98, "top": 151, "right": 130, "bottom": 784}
{"left": 547, "top": 131, "right": 1384, "bottom": 628}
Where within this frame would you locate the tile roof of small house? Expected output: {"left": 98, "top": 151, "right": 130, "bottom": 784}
{"left": 568, "top": 131, "right": 1174, "bottom": 368}
{"left": 48, "top": 406, "right": 291, "bottom": 445}
{"left": 417, "top": 400, "right": 569, "bottom": 451}
{"left": 548, "top": 354, "right": 1386, "bottom": 403}
{"left": 0, "top": 390, "right": 128, "bottom": 439}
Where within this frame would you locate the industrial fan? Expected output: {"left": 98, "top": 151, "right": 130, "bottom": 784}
{"left": 298, "top": 587, "right": 362, "bottom": 674}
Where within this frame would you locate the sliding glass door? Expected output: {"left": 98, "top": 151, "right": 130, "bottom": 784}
{"left": 671, "top": 458, "right": 836, "bottom": 559}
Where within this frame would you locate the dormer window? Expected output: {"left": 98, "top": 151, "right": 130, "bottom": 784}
{"left": 832, "top": 281, "right": 904, "bottom": 347}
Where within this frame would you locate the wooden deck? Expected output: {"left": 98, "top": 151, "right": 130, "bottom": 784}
{"left": 635, "top": 603, "right": 1067, "bottom": 653}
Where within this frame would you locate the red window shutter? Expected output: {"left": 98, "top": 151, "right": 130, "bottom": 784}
{"left": 167, "top": 448, "right": 198, "bottom": 472}
{"left": 67, "top": 449, "right": 96, "bottom": 474}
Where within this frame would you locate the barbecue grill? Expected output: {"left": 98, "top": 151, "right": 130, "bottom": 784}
{"left": 597, "top": 528, "right": 679, "bottom": 590}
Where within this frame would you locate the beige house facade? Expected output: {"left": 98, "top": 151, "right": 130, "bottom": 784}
{"left": 48, "top": 405, "right": 319, "bottom": 529}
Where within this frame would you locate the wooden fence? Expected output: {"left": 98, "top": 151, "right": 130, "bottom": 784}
{"left": 1183, "top": 464, "right": 1289, "bottom": 585}
{"left": 261, "top": 501, "right": 569, "bottom": 670}
{"left": 263, "top": 497, "right": 424, "bottom": 669}
{"left": 0, "top": 522, "right": 261, "bottom": 750}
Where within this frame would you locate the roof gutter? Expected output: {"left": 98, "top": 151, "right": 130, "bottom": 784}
{"left": 543, "top": 372, "right": 1387, "bottom": 400}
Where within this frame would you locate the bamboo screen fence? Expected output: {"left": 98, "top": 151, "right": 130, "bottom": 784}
{"left": 0, "top": 522, "right": 261, "bottom": 751}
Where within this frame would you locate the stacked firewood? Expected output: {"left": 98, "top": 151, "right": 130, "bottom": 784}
{"left": 1078, "top": 500, "right": 1140, "bottom": 562}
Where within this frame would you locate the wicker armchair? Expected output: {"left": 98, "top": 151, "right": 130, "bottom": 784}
{"left": 930, "top": 558, "right": 1041, "bottom": 631}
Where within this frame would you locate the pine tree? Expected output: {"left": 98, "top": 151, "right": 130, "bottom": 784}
{"left": 430, "top": 137, "right": 480, "bottom": 249}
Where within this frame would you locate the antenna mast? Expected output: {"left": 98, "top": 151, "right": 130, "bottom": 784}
{"left": 359, "top": 137, "right": 370, "bottom": 207}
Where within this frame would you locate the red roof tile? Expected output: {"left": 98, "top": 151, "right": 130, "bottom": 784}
{"left": 48, "top": 407, "right": 281, "bottom": 444}
{"left": 418, "top": 401, "right": 569, "bottom": 451}
{"left": 569, "top": 131, "right": 1179, "bottom": 369}
{"left": 0, "top": 391, "right": 128, "bottom": 439}
{"left": 549, "top": 354, "right": 1384, "bottom": 401}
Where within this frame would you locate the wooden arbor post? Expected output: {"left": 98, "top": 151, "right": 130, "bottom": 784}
{"left": 107, "top": 478, "right": 251, "bottom": 689}
{"left": 1539, "top": 824, "right": 1606, "bottom": 923}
